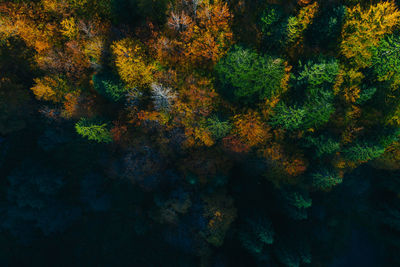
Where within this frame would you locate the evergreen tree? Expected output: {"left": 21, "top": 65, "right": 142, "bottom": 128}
{"left": 270, "top": 102, "right": 306, "bottom": 131}
{"left": 92, "top": 72, "right": 128, "bottom": 101}
{"left": 260, "top": 4, "right": 288, "bottom": 52}
{"left": 239, "top": 216, "right": 274, "bottom": 261}
{"left": 207, "top": 116, "right": 232, "bottom": 140}
{"left": 310, "top": 168, "right": 342, "bottom": 190}
{"left": 75, "top": 118, "right": 113, "bottom": 143}
{"left": 343, "top": 142, "right": 385, "bottom": 162}
{"left": 306, "top": 5, "right": 346, "bottom": 49}
{"left": 304, "top": 135, "right": 340, "bottom": 157}
{"left": 215, "top": 46, "right": 285, "bottom": 105}
{"left": 371, "top": 34, "right": 400, "bottom": 87}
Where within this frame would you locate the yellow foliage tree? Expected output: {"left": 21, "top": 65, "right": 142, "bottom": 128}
{"left": 31, "top": 76, "right": 69, "bottom": 103}
{"left": 112, "top": 38, "right": 155, "bottom": 88}
{"left": 60, "top": 17, "right": 79, "bottom": 39}
{"left": 341, "top": 2, "right": 400, "bottom": 68}
{"left": 286, "top": 2, "right": 318, "bottom": 48}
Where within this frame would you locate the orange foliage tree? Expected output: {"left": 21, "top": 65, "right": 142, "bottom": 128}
{"left": 232, "top": 111, "right": 271, "bottom": 148}
{"left": 154, "top": 0, "right": 233, "bottom": 70}
{"left": 0, "top": 2, "right": 55, "bottom": 53}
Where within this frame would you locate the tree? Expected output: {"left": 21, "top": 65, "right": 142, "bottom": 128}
{"left": 92, "top": 72, "right": 128, "bottom": 101}
{"left": 171, "top": 76, "right": 218, "bottom": 147}
{"left": 279, "top": 187, "right": 312, "bottom": 220}
{"left": 155, "top": 0, "right": 233, "bottom": 70}
{"left": 111, "top": 38, "right": 155, "bottom": 88}
{"left": 233, "top": 111, "right": 271, "bottom": 148}
{"left": 343, "top": 141, "right": 385, "bottom": 162}
{"left": 31, "top": 75, "right": 71, "bottom": 103}
{"left": 310, "top": 168, "right": 342, "bottom": 190}
{"left": 239, "top": 216, "right": 274, "bottom": 257}
{"left": 298, "top": 59, "right": 338, "bottom": 128}
{"left": 270, "top": 102, "right": 306, "bottom": 131}
{"left": 371, "top": 34, "right": 400, "bottom": 88}
{"left": 296, "top": 58, "right": 339, "bottom": 92}
{"left": 75, "top": 118, "right": 112, "bottom": 143}
{"left": 150, "top": 83, "right": 177, "bottom": 111}
{"left": 274, "top": 234, "right": 311, "bottom": 267}
{"left": 215, "top": 46, "right": 285, "bottom": 105}
{"left": 341, "top": 2, "right": 400, "bottom": 68}
{"left": 303, "top": 135, "right": 340, "bottom": 158}
{"left": 207, "top": 116, "right": 232, "bottom": 140}
{"left": 356, "top": 86, "right": 377, "bottom": 105}
{"left": 286, "top": 2, "right": 319, "bottom": 50}
{"left": 260, "top": 4, "right": 288, "bottom": 51}
{"left": 187, "top": 0, "right": 233, "bottom": 66}
{"left": 302, "top": 95, "right": 335, "bottom": 129}
{"left": 202, "top": 191, "right": 237, "bottom": 247}
{"left": 0, "top": 2, "right": 54, "bottom": 53}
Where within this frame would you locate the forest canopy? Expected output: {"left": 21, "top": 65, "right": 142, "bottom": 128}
{"left": 1, "top": 0, "right": 400, "bottom": 266}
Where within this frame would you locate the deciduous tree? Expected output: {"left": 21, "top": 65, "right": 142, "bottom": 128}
{"left": 341, "top": 2, "right": 400, "bottom": 68}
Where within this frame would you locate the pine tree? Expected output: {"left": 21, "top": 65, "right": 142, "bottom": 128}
{"left": 343, "top": 142, "right": 385, "bottom": 162}
{"left": 215, "top": 46, "right": 285, "bottom": 105}
{"left": 270, "top": 102, "right": 306, "bottom": 131}
{"left": 371, "top": 34, "right": 400, "bottom": 88}
{"left": 92, "top": 72, "right": 128, "bottom": 101}
{"left": 310, "top": 168, "right": 342, "bottom": 190}
{"left": 75, "top": 118, "right": 112, "bottom": 143}
{"left": 207, "top": 116, "right": 232, "bottom": 140}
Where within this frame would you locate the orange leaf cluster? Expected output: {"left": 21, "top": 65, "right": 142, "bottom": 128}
{"left": 155, "top": 0, "right": 233, "bottom": 70}
{"left": 233, "top": 111, "right": 271, "bottom": 148}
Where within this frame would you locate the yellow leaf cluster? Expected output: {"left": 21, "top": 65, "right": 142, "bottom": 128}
{"left": 42, "top": 0, "right": 69, "bottom": 13}
{"left": 341, "top": 2, "right": 400, "bottom": 68}
{"left": 280, "top": 62, "right": 292, "bottom": 93}
{"left": 185, "top": 126, "right": 215, "bottom": 147}
{"left": 60, "top": 17, "right": 79, "bottom": 39}
{"left": 31, "top": 76, "right": 68, "bottom": 102}
{"left": 0, "top": 3, "right": 53, "bottom": 52}
{"left": 386, "top": 103, "right": 400, "bottom": 126}
{"left": 112, "top": 38, "right": 155, "bottom": 88}
{"left": 334, "top": 67, "right": 364, "bottom": 103}
{"left": 286, "top": 2, "right": 318, "bottom": 47}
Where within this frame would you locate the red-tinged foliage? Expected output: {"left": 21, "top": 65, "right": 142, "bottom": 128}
{"left": 222, "top": 135, "right": 251, "bottom": 153}
{"left": 264, "top": 142, "right": 307, "bottom": 179}
{"left": 110, "top": 123, "right": 128, "bottom": 143}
